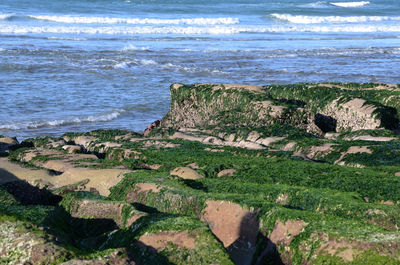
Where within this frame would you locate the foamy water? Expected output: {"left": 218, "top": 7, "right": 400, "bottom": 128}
{"left": 330, "top": 1, "right": 370, "bottom": 7}
{"left": 1, "top": 0, "right": 400, "bottom": 139}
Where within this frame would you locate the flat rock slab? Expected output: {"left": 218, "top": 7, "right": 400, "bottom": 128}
{"left": 0, "top": 157, "right": 54, "bottom": 185}
{"left": 345, "top": 135, "right": 397, "bottom": 142}
{"left": 0, "top": 158, "right": 129, "bottom": 197}
{"left": 139, "top": 230, "right": 196, "bottom": 250}
{"left": 55, "top": 168, "right": 130, "bottom": 196}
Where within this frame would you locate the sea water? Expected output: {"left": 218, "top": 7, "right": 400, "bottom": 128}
{"left": 1, "top": 0, "right": 400, "bottom": 139}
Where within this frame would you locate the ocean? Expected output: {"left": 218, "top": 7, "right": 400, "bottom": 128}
{"left": 1, "top": 0, "right": 400, "bottom": 140}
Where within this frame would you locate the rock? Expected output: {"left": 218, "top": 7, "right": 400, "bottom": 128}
{"left": 170, "top": 167, "right": 204, "bottom": 180}
{"left": 255, "top": 137, "right": 285, "bottom": 147}
{"left": 144, "top": 120, "right": 160, "bottom": 137}
{"left": 160, "top": 83, "right": 311, "bottom": 134}
{"left": 321, "top": 98, "right": 398, "bottom": 131}
{"left": 246, "top": 131, "right": 261, "bottom": 142}
{"left": 217, "top": 169, "right": 236, "bottom": 177}
{"left": 0, "top": 136, "right": 18, "bottom": 145}
{"left": 325, "top": 132, "right": 340, "bottom": 139}
{"left": 0, "top": 157, "right": 54, "bottom": 185}
{"left": 344, "top": 135, "right": 397, "bottom": 142}
{"left": 140, "top": 163, "right": 162, "bottom": 170}
{"left": 107, "top": 148, "right": 141, "bottom": 162}
{"left": 73, "top": 136, "right": 97, "bottom": 150}
{"left": 94, "top": 141, "right": 122, "bottom": 153}
{"left": 0, "top": 221, "right": 69, "bottom": 265}
{"left": 395, "top": 172, "right": 400, "bottom": 177}
{"left": 62, "top": 145, "right": 83, "bottom": 154}
{"left": 201, "top": 200, "right": 259, "bottom": 248}
{"left": 381, "top": 200, "right": 395, "bottom": 205}
{"left": 269, "top": 219, "right": 308, "bottom": 245}
{"left": 305, "top": 143, "right": 335, "bottom": 159}
{"left": 61, "top": 249, "right": 137, "bottom": 265}
{"left": 334, "top": 146, "right": 372, "bottom": 165}
{"left": 282, "top": 142, "right": 297, "bottom": 151}
{"left": 68, "top": 199, "right": 146, "bottom": 228}
{"left": 187, "top": 162, "right": 200, "bottom": 169}
{"left": 138, "top": 231, "right": 196, "bottom": 250}
{"left": 48, "top": 139, "right": 67, "bottom": 148}
{"left": 0, "top": 136, "right": 18, "bottom": 155}
{"left": 49, "top": 168, "right": 129, "bottom": 196}
{"left": 135, "top": 183, "right": 162, "bottom": 193}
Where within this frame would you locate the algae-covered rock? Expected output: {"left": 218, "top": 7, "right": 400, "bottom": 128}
{"left": 3, "top": 83, "right": 400, "bottom": 264}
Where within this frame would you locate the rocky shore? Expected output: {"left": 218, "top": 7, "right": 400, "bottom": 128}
{"left": 1, "top": 83, "right": 400, "bottom": 264}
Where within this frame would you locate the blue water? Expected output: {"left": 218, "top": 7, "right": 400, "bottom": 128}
{"left": 1, "top": 0, "right": 400, "bottom": 139}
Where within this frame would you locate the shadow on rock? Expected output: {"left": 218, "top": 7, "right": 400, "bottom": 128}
{"left": 0, "top": 168, "right": 167, "bottom": 264}
{"left": 226, "top": 212, "right": 284, "bottom": 265}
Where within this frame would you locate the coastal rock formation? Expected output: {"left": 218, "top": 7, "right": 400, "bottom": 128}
{"left": 0, "top": 136, "right": 19, "bottom": 155}
{"left": 1, "top": 83, "right": 400, "bottom": 264}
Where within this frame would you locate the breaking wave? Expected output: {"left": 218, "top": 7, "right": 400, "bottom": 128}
{"left": 329, "top": 1, "right": 370, "bottom": 7}
{"left": 271, "top": 14, "right": 400, "bottom": 24}
{"left": 2, "top": 24, "right": 400, "bottom": 35}
{"left": 24, "top": 15, "right": 240, "bottom": 25}
{"left": 0, "top": 110, "right": 125, "bottom": 131}
{"left": 114, "top": 58, "right": 226, "bottom": 75}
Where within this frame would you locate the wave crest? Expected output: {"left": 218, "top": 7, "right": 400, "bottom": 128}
{"left": 28, "top": 15, "right": 239, "bottom": 25}
{"left": 0, "top": 110, "right": 124, "bottom": 131}
{"left": 2, "top": 24, "right": 400, "bottom": 35}
{"left": 330, "top": 1, "right": 370, "bottom": 7}
{"left": 271, "top": 13, "right": 400, "bottom": 24}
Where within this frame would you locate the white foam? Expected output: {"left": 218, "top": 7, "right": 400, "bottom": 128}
{"left": 1, "top": 24, "right": 400, "bottom": 35}
{"left": 121, "top": 44, "right": 150, "bottom": 51}
{"left": 330, "top": 1, "right": 370, "bottom": 7}
{"left": 271, "top": 14, "right": 400, "bottom": 24}
{"left": 0, "top": 25, "right": 244, "bottom": 35}
{"left": 0, "top": 110, "right": 124, "bottom": 130}
{"left": 29, "top": 15, "right": 240, "bottom": 25}
{"left": 299, "top": 1, "right": 329, "bottom": 8}
{"left": 0, "top": 14, "right": 12, "bottom": 20}
{"left": 265, "top": 25, "right": 400, "bottom": 33}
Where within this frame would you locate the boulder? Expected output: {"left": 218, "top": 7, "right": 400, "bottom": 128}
{"left": 73, "top": 136, "right": 97, "bottom": 150}
{"left": 217, "top": 169, "right": 236, "bottom": 177}
{"left": 0, "top": 136, "right": 18, "bottom": 155}
{"left": 170, "top": 167, "right": 204, "bottom": 180}
{"left": 143, "top": 120, "right": 160, "bottom": 137}
{"left": 321, "top": 98, "right": 398, "bottom": 131}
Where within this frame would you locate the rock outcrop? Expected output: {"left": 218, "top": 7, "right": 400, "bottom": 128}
{"left": 2, "top": 83, "right": 400, "bottom": 264}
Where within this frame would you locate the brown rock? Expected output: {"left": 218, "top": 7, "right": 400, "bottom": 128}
{"left": 138, "top": 231, "right": 196, "bottom": 250}
{"left": 269, "top": 219, "right": 308, "bottom": 245}
{"left": 54, "top": 168, "right": 129, "bottom": 196}
{"left": 135, "top": 183, "right": 161, "bottom": 193}
{"left": 381, "top": 200, "right": 395, "bottom": 205}
{"left": 217, "top": 169, "right": 236, "bottom": 177}
{"left": 0, "top": 136, "right": 18, "bottom": 155}
{"left": 94, "top": 141, "right": 122, "bottom": 153}
{"left": 69, "top": 199, "right": 145, "bottom": 228}
{"left": 62, "top": 145, "right": 83, "bottom": 154}
{"left": 170, "top": 167, "right": 204, "bottom": 180}
{"left": 0, "top": 137, "right": 18, "bottom": 145}
{"left": 201, "top": 200, "right": 259, "bottom": 248}
{"left": 144, "top": 120, "right": 160, "bottom": 137}
{"left": 73, "top": 136, "right": 97, "bottom": 150}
